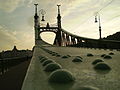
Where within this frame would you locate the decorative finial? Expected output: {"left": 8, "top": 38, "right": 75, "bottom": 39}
{"left": 34, "top": 4, "right": 38, "bottom": 15}
{"left": 57, "top": 5, "right": 61, "bottom": 14}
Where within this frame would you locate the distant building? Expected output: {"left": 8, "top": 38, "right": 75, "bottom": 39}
{"left": 0, "top": 46, "right": 32, "bottom": 59}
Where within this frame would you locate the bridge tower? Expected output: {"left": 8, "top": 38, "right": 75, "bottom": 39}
{"left": 34, "top": 4, "right": 40, "bottom": 40}
{"left": 53, "top": 5, "right": 62, "bottom": 46}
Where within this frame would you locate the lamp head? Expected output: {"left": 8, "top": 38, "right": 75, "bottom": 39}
{"left": 95, "top": 16, "right": 98, "bottom": 23}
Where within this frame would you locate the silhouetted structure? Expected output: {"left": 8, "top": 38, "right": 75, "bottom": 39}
{"left": 34, "top": 4, "right": 120, "bottom": 49}
{"left": 0, "top": 46, "right": 32, "bottom": 74}
{"left": 34, "top": 4, "right": 62, "bottom": 46}
{"left": 103, "top": 32, "right": 120, "bottom": 41}
{"left": 0, "top": 46, "right": 32, "bottom": 59}
{"left": 94, "top": 13, "right": 102, "bottom": 39}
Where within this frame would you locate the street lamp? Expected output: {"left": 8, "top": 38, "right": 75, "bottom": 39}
{"left": 95, "top": 12, "right": 102, "bottom": 39}
{"left": 39, "top": 9, "right": 46, "bottom": 21}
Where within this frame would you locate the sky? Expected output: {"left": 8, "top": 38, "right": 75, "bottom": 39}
{"left": 0, "top": 0, "right": 120, "bottom": 51}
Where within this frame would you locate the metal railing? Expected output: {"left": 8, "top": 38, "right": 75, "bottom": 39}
{"left": 0, "top": 56, "right": 32, "bottom": 75}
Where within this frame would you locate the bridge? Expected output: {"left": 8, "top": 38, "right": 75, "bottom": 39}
{"left": 21, "top": 4, "right": 120, "bottom": 90}
{"left": 34, "top": 4, "right": 120, "bottom": 49}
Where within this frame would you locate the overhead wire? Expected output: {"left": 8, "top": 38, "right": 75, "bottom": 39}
{"left": 77, "top": 0, "right": 115, "bottom": 27}
{"left": 74, "top": 0, "right": 116, "bottom": 34}
{"left": 97, "top": 0, "right": 115, "bottom": 13}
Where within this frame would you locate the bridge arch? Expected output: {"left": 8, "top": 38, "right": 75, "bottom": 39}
{"left": 34, "top": 4, "right": 120, "bottom": 49}
{"left": 40, "top": 32, "right": 56, "bottom": 44}
{"left": 39, "top": 29, "right": 57, "bottom": 34}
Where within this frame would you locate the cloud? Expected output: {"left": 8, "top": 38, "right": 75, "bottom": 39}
{"left": 0, "top": 0, "right": 24, "bottom": 12}
{"left": 0, "top": 25, "right": 34, "bottom": 51}
{"left": 0, "top": 0, "right": 120, "bottom": 50}
{"left": 0, "top": 25, "right": 19, "bottom": 51}
{"left": 61, "top": 0, "right": 120, "bottom": 37}
{"left": 15, "top": 27, "right": 34, "bottom": 50}
{"left": 41, "top": 32, "right": 56, "bottom": 44}
{"left": 29, "top": 0, "right": 120, "bottom": 39}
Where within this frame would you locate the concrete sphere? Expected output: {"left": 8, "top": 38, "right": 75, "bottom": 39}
{"left": 48, "top": 69, "right": 75, "bottom": 83}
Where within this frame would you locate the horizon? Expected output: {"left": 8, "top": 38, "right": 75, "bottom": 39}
{"left": 0, "top": 45, "right": 32, "bottom": 52}
{"left": 0, "top": 0, "right": 120, "bottom": 51}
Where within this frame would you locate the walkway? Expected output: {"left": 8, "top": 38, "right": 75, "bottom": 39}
{"left": 0, "top": 59, "right": 31, "bottom": 90}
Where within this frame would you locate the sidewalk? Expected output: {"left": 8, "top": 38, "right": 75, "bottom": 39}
{"left": 0, "top": 59, "right": 31, "bottom": 90}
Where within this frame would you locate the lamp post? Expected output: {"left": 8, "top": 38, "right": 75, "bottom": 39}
{"left": 95, "top": 12, "right": 102, "bottom": 39}
{"left": 39, "top": 9, "right": 46, "bottom": 22}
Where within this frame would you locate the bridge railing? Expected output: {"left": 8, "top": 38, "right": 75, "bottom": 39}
{"left": 61, "top": 29, "right": 120, "bottom": 49}
{"left": 0, "top": 56, "right": 32, "bottom": 75}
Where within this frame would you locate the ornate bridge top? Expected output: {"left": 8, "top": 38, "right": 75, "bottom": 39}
{"left": 34, "top": 4, "right": 120, "bottom": 49}
{"left": 39, "top": 23, "right": 58, "bottom": 33}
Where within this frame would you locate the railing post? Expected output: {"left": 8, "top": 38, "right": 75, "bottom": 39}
{"left": 1, "top": 59, "right": 4, "bottom": 74}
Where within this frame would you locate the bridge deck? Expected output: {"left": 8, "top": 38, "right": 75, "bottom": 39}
{"left": 22, "top": 40, "right": 120, "bottom": 90}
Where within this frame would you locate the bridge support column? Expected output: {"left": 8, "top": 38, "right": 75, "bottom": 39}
{"left": 66, "top": 34, "right": 70, "bottom": 46}
{"left": 71, "top": 37, "right": 76, "bottom": 45}
{"left": 61, "top": 32, "right": 66, "bottom": 46}
{"left": 54, "top": 29, "right": 62, "bottom": 46}
{"left": 53, "top": 5, "right": 63, "bottom": 46}
{"left": 34, "top": 4, "right": 40, "bottom": 41}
